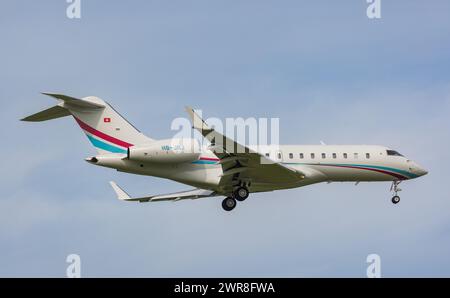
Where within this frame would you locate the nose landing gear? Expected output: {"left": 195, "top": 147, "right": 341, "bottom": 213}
{"left": 392, "top": 195, "right": 400, "bottom": 204}
{"left": 390, "top": 181, "right": 402, "bottom": 204}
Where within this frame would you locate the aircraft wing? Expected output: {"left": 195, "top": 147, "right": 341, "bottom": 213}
{"left": 110, "top": 181, "right": 218, "bottom": 202}
{"left": 185, "top": 107, "right": 305, "bottom": 192}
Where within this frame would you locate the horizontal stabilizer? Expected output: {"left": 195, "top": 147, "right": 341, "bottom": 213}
{"left": 21, "top": 92, "right": 106, "bottom": 122}
{"left": 42, "top": 93, "right": 105, "bottom": 109}
{"left": 21, "top": 105, "right": 71, "bottom": 122}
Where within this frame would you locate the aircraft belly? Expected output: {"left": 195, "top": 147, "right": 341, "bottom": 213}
{"left": 168, "top": 164, "right": 222, "bottom": 190}
{"left": 248, "top": 178, "right": 323, "bottom": 193}
{"left": 114, "top": 161, "right": 222, "bottom": 188}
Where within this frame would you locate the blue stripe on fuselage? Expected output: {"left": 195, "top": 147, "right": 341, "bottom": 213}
{"left": 86, "top": 134, "right": 127, "bottom": 154}
{"left": 192, "top": 160, "right": 218, "bottom": 165}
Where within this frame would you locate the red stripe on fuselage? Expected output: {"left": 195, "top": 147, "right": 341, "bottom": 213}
{"left": 199, "top": 157, "right": 220, "bottom": 161}
{"left": 74, "top": 117, "right": 134, "bottom": 148}
{"left": 317, "top": 164, "right": 408, "bottom": 180}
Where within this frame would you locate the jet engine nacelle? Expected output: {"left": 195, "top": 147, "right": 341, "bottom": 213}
{"left": 128, "top": 138, "right": 201, "bottom": 164}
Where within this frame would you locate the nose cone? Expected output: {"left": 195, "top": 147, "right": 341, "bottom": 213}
{"left": 409, "top": 161, "right": 428, "bottom": 177}
{"left": 416, "top": 167, "right": 428, "bottom": 177}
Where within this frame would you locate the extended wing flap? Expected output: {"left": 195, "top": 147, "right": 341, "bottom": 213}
{"left": 150, "top": 189, "right": 216, "bottom": 202}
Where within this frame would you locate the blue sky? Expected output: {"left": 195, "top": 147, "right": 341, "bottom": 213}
{"left": 1, "top": 0, "right": 450, "bottom": 277}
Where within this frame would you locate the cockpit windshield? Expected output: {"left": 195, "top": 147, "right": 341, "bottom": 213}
{"left": 387, "top": 150, "right": 404, "bottom": 157}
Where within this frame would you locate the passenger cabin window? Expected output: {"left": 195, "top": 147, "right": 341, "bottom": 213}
{"left": 299, "top": 153, "right": 304, "bottom": 159}
{"left": 311, "top": 153, "right": 315, "bottom": 159}
{"left": 332, "top": 153, "right": 337, "bottom": 159}
{"left": 354, "top": 153, "right": 359, "bottom": 159}
{"left": 321, "top": 153, "right": 326, "bottom": 159}
{"left": 343, "top": 153, "right": 348, "bottom": 159}
{"left": 366, "top": 153, "right": 370, "bottom": 159}
{"left": 387, "top": 150, "right": 404, "bottom": 157}
{"left": 289, "top": 153, "right": 293, "bottom": 159}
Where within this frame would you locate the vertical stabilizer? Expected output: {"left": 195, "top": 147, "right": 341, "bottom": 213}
{"left": 21, "top": 93, "right": 154, "bottom": 154}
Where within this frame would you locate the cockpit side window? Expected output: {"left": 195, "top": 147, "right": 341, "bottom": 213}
{"left": 386, "top": 150, "right": 403, "bottom": 157}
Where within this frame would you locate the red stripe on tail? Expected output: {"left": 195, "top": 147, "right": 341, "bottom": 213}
{"left": 74, "top": 117, "right": 134, "bottom": 148}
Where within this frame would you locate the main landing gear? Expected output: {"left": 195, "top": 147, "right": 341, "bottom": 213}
{"left": 221, "top": 186, "right": 250, "bottom": 211}
{"left": 234, "top": 187, "right": 249, "bottom": 201}
{"left": 222, "top": 197, "right": 237, "bottom": 211}
{"left": 390, "top": 181, "right": 402, "bottom": 204}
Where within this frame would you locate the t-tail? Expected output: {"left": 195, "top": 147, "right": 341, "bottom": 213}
{"left": 21, "top": 93, "right": 154, "bottom": 154}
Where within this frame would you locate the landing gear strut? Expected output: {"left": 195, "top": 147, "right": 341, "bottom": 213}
{"left": 390, "top": 181, "right": 402, "bottom": 204}
{"left": 222, "top": 197, "right": 236, "bottom": 211}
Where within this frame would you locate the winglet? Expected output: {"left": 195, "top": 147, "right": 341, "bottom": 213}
{"left": 184, "top": 106, "right": 213, "bottom": 132}
{"left": 109, "top": 181, "right": 132, "bottom": 201}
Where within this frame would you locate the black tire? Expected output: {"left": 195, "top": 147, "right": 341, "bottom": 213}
{"left": 234, "top": 187, "right": 249, "bottom": 202}
{"left": 392, "top": 196, "right": 400, "bottom": 204}
{"left": 222, "top": 197, "right": 236, "bottom": 211}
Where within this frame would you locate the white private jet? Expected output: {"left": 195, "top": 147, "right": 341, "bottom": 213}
{"left": 22, "top": 93, "right": 428, "bottom": 211}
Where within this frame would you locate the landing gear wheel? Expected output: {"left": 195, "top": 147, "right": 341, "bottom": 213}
{"left": 392, "top": 196, "right": 400, "bottom": 204}
{"left": 222, "top": 197, "right": 236, "bottom": 211}
{"left": 234, "top": 187, "right": 249, "bottom": 202}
